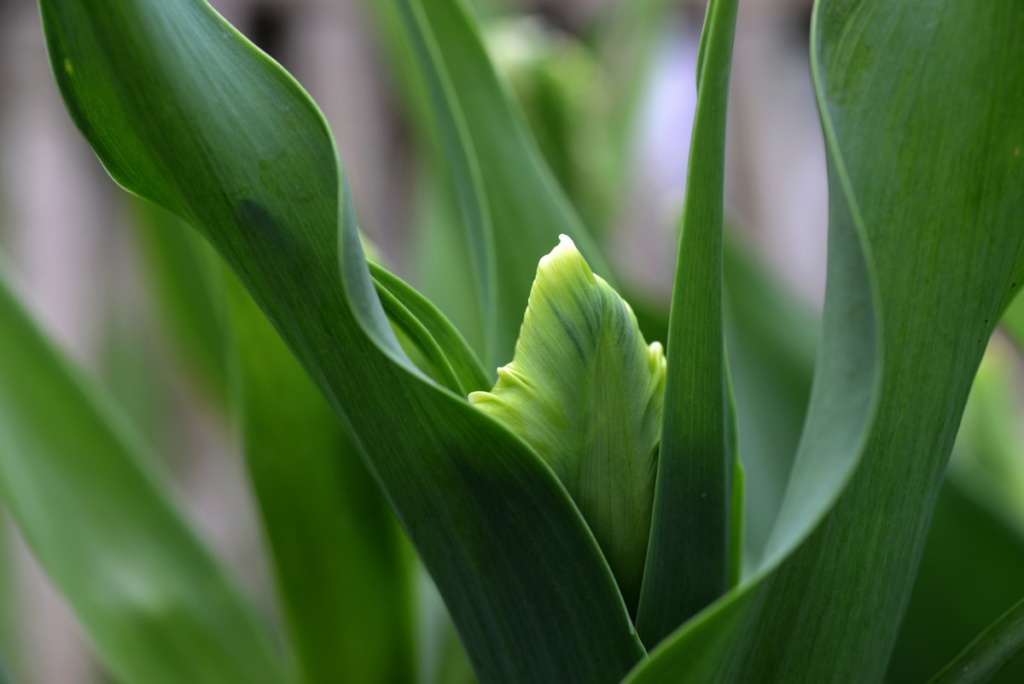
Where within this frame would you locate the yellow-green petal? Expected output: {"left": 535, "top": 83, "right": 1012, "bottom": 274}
{"left": 471, "top": 235, "right": 666, "bottom": 612}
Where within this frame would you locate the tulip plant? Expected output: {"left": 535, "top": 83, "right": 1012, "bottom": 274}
{"left": 0, "top": 0, "right": 1022, "bottom": 682}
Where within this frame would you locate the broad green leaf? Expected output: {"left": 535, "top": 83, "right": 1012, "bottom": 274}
{"left": 227, "top": 271, "right": 415, "bottom": 684}
{"left": 387, "top": 0, "right": 612, "bottom": 365}
{"left": 0, "top": 262, "right": 284, "bottom": 684}
{"left": 930, "top": 597, "right": 1024, "bottom": 684}
{"left": 40, "top": 1, "right": 645, "bottom": 681}
{"left": 630, "top": 0, "right": 1024, "bottom": 680}
{"left": 637, "top": 0, "right": 740, "bottom": 645}
{"left": 471, "top": 235, "right": 666, "bottom": 612}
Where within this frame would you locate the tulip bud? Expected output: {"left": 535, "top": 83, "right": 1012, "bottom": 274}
{"left": 471, "top": 235, "right": 666, "bottom": 612}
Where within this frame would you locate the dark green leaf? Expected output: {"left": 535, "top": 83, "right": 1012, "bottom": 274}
{"left": 930, "top": 596, "right": 1024, "bottom": 684}
{"left": 370, "top": 262, "right": 491, "bottom": 394}
{"left": 227, "top": 270, "right": 415, "bottom": 684}
{"left": 39, "top": 1, "right": 645, "bottom": 680}
{"left": 630, "top": 0, "right": 1024, "bottom": 679}
{"left": 637, "top": 0, "right": 740, "bottom": 645}
{"left": 892, "top": 343, "right": 1024, "bottom": 683}
{"left": 892, "top": 482, "right": 1024, "bottom": 684}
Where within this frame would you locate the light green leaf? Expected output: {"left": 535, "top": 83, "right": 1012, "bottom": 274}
{"left": 0, "top": 262, "right": 285, "bottom": 684}
{"left": 40, "top": 0, "right": 645, "bottom": 680}
{"left": 129, "top": 201, "right": 229, "bottom": 407}
{"left": 471, "top": 235, "right": 666, "bottom": 612}
{"left": 723, "top": 237, "right": 818, "bottom": 568}
{"left": 629, "top": 0, "right": 1024, "bottom": 680}
{"left": 1003, "top": 288, "right": 1024, "bottom": 352}
{"left": 637, "top": 0, "right": 740, "bottom": 645}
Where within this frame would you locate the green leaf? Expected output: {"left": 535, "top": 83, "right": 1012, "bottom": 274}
{"left": 39, "top": 0, "right": 645, "bottom": 680}
{"left": 370, "top": 262, "right": 491, "bottom": 394}
{"left": 891, "top": 482, "right": 1024, "bottom": 683}
{"left": 892, "top": 343, "right": 1024, "bottom": 682}
{"left": 723, "top": 237, "right": 818, "bottom": 568}
{"left": 129, "top": 201, "right": 229, "bottom": 407}
{"left": 471, "top": 235, "right": 666, "bottom": 613}
{"left": 227, "top": 270, "right": 415, "bottom": 684}
{"left": 1003, "top": 288, "right": 1024, "bottom": 352}
{"left": 0, "top": 262, "right": 285, "bottom": 684}
{"left": 629, "top": 0, "right": 1024, "bottom": 679}
{"left": 930, "top": 597, "right": 1024, "bottom": 684}
{"left": 636, "top": 0, "right": 740, "bottom": 645}
{"left": 387, "top": 0, "right": 612, "bottom": 365}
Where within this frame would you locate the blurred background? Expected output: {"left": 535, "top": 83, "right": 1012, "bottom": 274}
{"left": 0, "top": 0, "right": 1021, "bottom": 681}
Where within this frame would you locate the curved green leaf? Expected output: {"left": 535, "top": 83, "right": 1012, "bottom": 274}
{"left": 388, "top": 0, "right": 612, "bottom": 365}
{"left": 227, "top": 271, "right": 415, "bottom": 684}
{"left": 370, "top": 262, "right": 491, "bottom": 394}
{"left": 471, "top": 235, "right": 666, "bottom": 613}
{"left": 39, "top": 1, "right": 645, "bottom": 681}
{"left": 0, "top": 262, "right": 285, "bottom": 684}
{"left": 892, "top": 481, "right": 1024, "bottom": 683}
{"left": 630, "top": 0, "right": 1024, "bottom": 680}
{"left": 930, "top": 597, "right": 1024, "bottom": 684}
{"left": 637, "top": 0, "right": 740, "bottom": 645}
{"left": 723, "top": 237, "right": 818, "bottom": 568}
{"left": 891, "top": 343, "right": 1024, "bottom": 682}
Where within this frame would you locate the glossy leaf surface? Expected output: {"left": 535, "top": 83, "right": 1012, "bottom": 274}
{"left": 39, "top": 0, "right": 645, "bottom": 681}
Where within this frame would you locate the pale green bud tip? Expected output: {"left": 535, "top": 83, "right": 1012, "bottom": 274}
{"left": 471, "top": 236, "right": 666, "bottom": 613}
